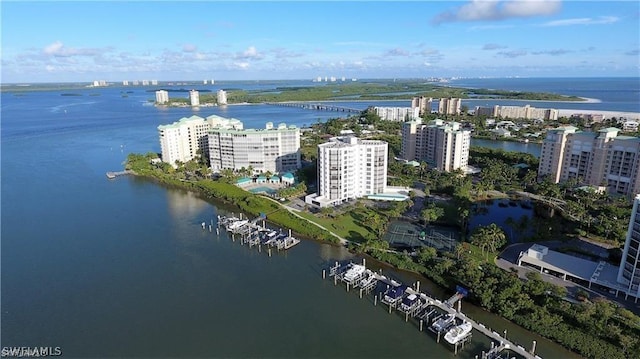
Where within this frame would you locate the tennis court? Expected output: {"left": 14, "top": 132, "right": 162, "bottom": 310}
{"left": 382, "top": 221, "right": 460, "bottom": 252}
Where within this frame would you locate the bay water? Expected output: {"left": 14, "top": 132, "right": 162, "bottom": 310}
{"left": 0, "top": 84, "right": 590, "bottom": 358}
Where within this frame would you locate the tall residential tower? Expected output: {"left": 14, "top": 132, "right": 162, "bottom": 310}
{"left": 305, "top": 137, "right": 388, "bottom": 207}
{"left": 618, "top": 194, "right": 640, "bottom": 301}
{"left": 538, "top": 126, "right": 640, "bottom": 196}
{"left": 401, "top": 119, "right": 470, "bottom": 172}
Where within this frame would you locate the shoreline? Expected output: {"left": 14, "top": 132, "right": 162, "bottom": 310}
{"left": 557, "top": 108, "right": 640, "bottom": 120}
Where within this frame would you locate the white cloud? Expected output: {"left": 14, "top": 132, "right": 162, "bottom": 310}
{"left": 182, "top": 44, "right": 198, "bottom": 53}
{"left": 42, "top": 41, "right": 104, "bottom": 57}
{"left": 236, "top": 46, "right": 263, "bottom": 60}
{"left": 433, "top": 0, "right": 561, "bottom": 24}
{"left": 541, "top": 16, "right": 619, "bottom": 27}
{"left": 234, "top": 62, "right": 250, "bottom": 69}
{"left": 44, "top": 41, "right": 64, "bottom": 55}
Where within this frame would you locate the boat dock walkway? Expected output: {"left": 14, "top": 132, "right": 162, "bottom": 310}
{"left": 106, "top": 170, "right": 132, "bottom": 179}
{"left": 325, "top": 260, "right": 541, "bottom": 359}
{"left": 214, "top": 214, "right": 301, "bottom": 252}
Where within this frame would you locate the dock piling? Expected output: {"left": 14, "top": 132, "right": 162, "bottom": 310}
{"left": 531, "top": 340, "right": 536, "bottom": 355}
{"left": 419, "top": 319, "right": 423, "bottom": 331}
{"left": 323, "top": 269, "right": 326, "bottom": 279}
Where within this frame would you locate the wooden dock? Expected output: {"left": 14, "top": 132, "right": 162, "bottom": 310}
{"left": 215, "top": 214, "right": 301, "bottom": 253}
{"left": 106, "top": 170, "right": 132, "bottom": 179}
{"left": 325, "top": 260, "right": 542, "bottom": 359}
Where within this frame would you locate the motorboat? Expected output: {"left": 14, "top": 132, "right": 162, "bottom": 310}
{"left": 343, "top": 263, "right": 366, "bottom": 284}
{"left": 431, "top": 313, "right": 456, "bottom": 333}
{"left": 226, "top": 219, "right": 248, "bottom": 231}
{"left": 444, "top": 321, "right": 473, "bottom": 345}
{"left": 358, "top": 271, "right": 377, "bottom": 288}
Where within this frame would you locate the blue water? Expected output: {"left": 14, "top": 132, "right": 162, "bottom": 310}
{"left": 471, "top": 138, "right": 542, "bottom": 158}
{"left": 0, "top": 80, "right": 604, "bottom": 358}
{"left": 448, "top": 77, "right": 640, "bottom": 113}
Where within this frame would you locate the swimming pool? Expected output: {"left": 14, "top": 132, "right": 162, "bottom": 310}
{"left": 248, "top": 186, "right": 277, "bottom": 195}
{"left": 367, "top": 193, "right": 409, "bottom": 201}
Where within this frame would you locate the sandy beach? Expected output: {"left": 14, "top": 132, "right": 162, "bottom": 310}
{"left": 557, "top": 108, "right": 640, "bottom": 120}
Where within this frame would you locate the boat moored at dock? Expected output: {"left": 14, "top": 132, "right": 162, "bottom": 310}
{"left": 444, "top": 321, "right": 473, "bottom": 345}
{"left": 342, "top": 263, "right": 366, "bottom": 285}
{"left": 430, "top": 313, "right": 456, "bottom": 333}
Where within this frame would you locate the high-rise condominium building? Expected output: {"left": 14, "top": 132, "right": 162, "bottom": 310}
{"left": 155, "top": 90, "right": 169, "bottom": 104}
{"left": 618, "top": 194, "right": 640, "bottom": 301}
{"left": 538, "top": 126, "right": 640, "bottom": 196}
{"left": 158, "top": 115, "right": 243, "bottom": 167}
{"left": 373, "top": 107, "right": 419, "bottom": 122}
{"left": 401, "top": 119, "right": 470, "bottom": 172}
{"left": 217, "top": 90, "right": 228, "bottom": 105}
{"left": 411, "top": 96, "right": 433, "bottom": 115}
{"left": 305, "top": 137, "right": 388, "bottom": 207}
{"left": 189, "top": 90, "right": 200, "bottom": 106}
{"left": 438, "top": 98, "right": 461, "bottom": 115}
{"left": 208, "top": 122, "right": 300, "bottom": 174}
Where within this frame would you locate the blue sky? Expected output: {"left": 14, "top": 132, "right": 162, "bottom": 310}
{"left": 2, "top": 1, "right": 639, "bottom": 83}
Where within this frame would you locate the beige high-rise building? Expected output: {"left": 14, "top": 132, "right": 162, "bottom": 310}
{"left": 208, "top": 121, "right": 300, "bottom": 174}
{"left": 438, "top": 98, "right": 461, "bottom": 115}
{"left": 538, "top": 126, "right": 640, "bottom": 196}
{"left": 401, "top": 119, "right": 470, "bottom": 172}
{"left": 411, "top": 96, "right": 433, "bottom": 115}
{"left": 158, "top": 115, "right": 243, "bottom": 167}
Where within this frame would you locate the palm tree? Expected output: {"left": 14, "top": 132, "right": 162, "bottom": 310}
{"left": 470, "top": 223, "right": 507, "bottom": 261}
{"left": 485, "top": 223, "right": 507, "bottom": 253}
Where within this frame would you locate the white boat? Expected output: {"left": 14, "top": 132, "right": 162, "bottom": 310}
{"left": 431, "top": 313, "right": 456, "bottom": 333}
{"left": 226, "top": 219, "right": 248, "bottom": 231}
{"left": 358, "top": 271, "right": 377, "bottom": 288}
{"left": 444, "top": 321, "right": 473, "bottom": 345}
{"left": 343, "top": 263, "right": 366, "bottom": 284}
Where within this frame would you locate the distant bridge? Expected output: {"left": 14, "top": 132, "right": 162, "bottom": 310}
{"left": 266, "top": 102, "right": 363, "bottom": 114}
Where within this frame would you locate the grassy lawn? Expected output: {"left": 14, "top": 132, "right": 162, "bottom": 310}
{"left": 295, "top": 210, "right": 373, "bottom": 242}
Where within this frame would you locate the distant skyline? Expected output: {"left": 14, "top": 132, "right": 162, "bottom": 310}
{"left": 2, "top": 1, "right": 639, "bottom": 83}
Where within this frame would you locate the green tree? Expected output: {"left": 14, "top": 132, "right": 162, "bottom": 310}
{"left": 470, "top": 223, "right": 507, "bottom": 260}
{"left": 421, "top": 203, "right": 444, "bottom": 225}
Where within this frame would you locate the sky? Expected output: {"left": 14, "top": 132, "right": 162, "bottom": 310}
{"left": 1, "top": 0, "right": 639, "bottom": 83}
